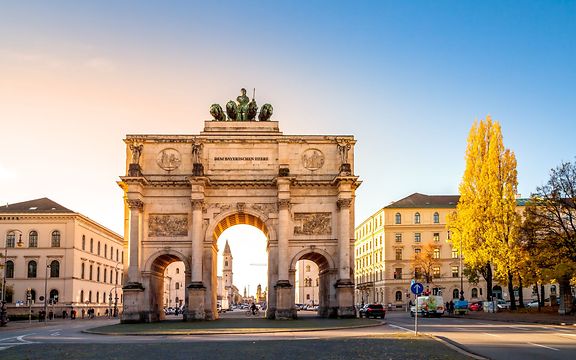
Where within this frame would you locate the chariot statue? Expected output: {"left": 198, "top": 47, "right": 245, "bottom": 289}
{"left": 210, "top": 88, "right": 274, "bottom": 122}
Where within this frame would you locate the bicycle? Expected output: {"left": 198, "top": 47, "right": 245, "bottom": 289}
{"left": 245, "top": 309, "right": 260, "bottom": 317}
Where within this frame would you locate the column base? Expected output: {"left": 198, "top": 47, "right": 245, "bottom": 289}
{"left": 184, "top": 282, "right": 206, "bottom": 320}
{"left": 274, "top": 281, "right": 296, "bottom": 319}
{"left": 335, "top": 279, "right": 356, "bottom": 318}
{"left": 121, "top": 284, "right": 152, "bottom": 323}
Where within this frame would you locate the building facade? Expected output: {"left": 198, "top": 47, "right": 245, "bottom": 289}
{"left": 164, "top": 262, "right": 185, "bottom": 309}
{"left": 294, "top": 260, "right": 320, "bottom": 306}
{"left": 0, "top": 198, "right": 124, "bottom": 318}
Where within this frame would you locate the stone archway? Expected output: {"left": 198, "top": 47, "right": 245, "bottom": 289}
{"left": 119, "top": 105, "right": 360, "bottom": 323}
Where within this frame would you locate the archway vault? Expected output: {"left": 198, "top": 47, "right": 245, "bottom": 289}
{"left": 212, "top": 213, "right": 269, "bottom": 241}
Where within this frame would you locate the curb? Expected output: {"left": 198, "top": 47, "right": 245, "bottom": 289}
{"left": 431, "top": 334, "right": 489, "bottom": 360}
{"left": 83, "top": 320, "right": 385, "bottom": 336}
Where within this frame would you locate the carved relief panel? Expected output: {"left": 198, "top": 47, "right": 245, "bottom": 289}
{"left": 148, "top": 214, "right": 188, "bottom": 237}
{"left": 293, "top": 212, "right": 332, "bottom": 235}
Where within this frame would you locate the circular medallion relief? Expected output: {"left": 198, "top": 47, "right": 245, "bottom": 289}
{"left": 302, "top": 148, "right": 325, "bottom": 171}
{"left": 157, "top": 148, "right": 181, "bottom": 171}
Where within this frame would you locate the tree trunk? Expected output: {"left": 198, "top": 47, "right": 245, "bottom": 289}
{"left": 517, "top": 276, "right": 525, "bottom": 309}
{"left": 540, "top": 284, "right": 545, "bottom": 308}
{"left": 485, "top": 262, "right": 493, "bottom": 300}
{"left": 507, "top": 271, "right": 516, "bottom": 310}
{"left": 558, "top": 274, "right": 574, "bottom": 315}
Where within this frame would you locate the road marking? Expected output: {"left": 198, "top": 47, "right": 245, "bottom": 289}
{"left": 50, "top": 332, "right": 61, "bottom": 336}
{"left": 482, "top": 332, "right": 500, "bottom": 337}
{"left": 16, "top": 335, "right": 35, "bottom": 343}
{"left": 387, "top": 324, "right": 413, "bottom": 333}
{"left": 507, "top": 326, "right": 530, "bottom": 331}
{"left": 527, "top": 342, "right": 560, "bottom": 351}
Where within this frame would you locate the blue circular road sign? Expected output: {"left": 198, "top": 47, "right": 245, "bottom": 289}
{"left": 411, "top": 282, "right": 424, "bottom": 295}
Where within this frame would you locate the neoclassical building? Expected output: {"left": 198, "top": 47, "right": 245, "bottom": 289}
{"left": 0, "top": 198, "right": 124, "bottom": 318}
{"left": 118, "top": 97, "right": 360, "bottom": 322}
{"left": 295, "top": 260, "right": 320, "bottom": 306}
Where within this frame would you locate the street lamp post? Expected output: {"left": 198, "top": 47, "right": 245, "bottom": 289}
{"left": 43, "top": 263, "right": 51, "bottom": 323}
{"left": 113, "top": 262, "right": 121, "bottom": 317}
{"left": 1, "top": 233, "right": 23, "bottom": 327}
{"left": 459, "top": 235, "right": 464, "bottom": 301}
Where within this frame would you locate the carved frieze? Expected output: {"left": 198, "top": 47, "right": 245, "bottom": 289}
{"left": 190, "top": 200, "right": 204, "bottom": 210}
{"left": 277, "top": 199, "right": 291, "bottom": 210}
{"left": 126, "top": 199, "right": 143, "bottom": 210}
{"left": 302, "top": 149, "right": 325, "bottom": 171}
{"left": 251, "top": 203, "right": 277, "bottom": 215}
{"left": 157, "top": 148, "right": 181, "bottom": 171}
{"left": 337, "top": 198, "right": 352, "bottom": 210}
{"left": 148, "top": 214, "right": 188, "bottom": 237}
{"left": 294, "top": 212, "right": 332, "bottom": 235}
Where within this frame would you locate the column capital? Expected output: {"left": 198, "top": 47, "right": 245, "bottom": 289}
{"left": 278, "top": 199, "right": 291, "bottom": 210}
{"left": 337, "top": 198, "right": 352, "bottom": 210}
{"left": 191, "top": 199, "right": 204, "bottom": 210}
{"left": 126, "top": 199, "right": 143, "bottom": 210}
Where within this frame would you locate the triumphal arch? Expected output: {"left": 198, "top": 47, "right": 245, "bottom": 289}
{"left": 118, "top": 90, "right": 361, "bottom": 322}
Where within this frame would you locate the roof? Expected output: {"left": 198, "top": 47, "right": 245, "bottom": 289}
{"left": 223, "top": 240, "right": 231, "bottom": 254}
{"left": 385, "top": 193, "right": 460, "bottom": 209}
{"left": 0, "top": 198, "right": 75, "bottom": 214}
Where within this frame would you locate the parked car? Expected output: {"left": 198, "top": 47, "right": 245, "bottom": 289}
{"left": 359, "top": 304, "right": 386, "bottom": 319}
{"left": 526, "top": 300, "right": 540, "bottom": 308}
{"left": 468, "top": 301, "right": 483, "bottom": 311}
{"left": 496, "top": 299, "right": 510, "bottom": 310}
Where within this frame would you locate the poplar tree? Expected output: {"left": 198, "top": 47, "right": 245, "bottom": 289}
{"left": 449, "top": 116, "right": 520, "bottom": 308}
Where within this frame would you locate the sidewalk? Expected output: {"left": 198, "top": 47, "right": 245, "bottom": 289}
{"left": 446, "top": 309, "right": 576, "bottom": 326}
{"left": 0, "top": 317, "right": 117, "bottom": 332}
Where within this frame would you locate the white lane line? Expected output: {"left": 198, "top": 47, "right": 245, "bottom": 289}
{"left": 527, "top": 342, "right": 560, "bottom": 351}
{"left": 388, "top": 324, "right": 413, "bottom": 333}
{"left": 507, "top": 326, "right": 531, "bottom": 331}
{"left": 0, "top": 337, "right": 17, "bottom": 342}
{"left": 16, "top": 334, "right": 36, "bottom": 343}
{"left": 50, "top": 332, "right": 61, "bottom": 337}
{"left": 483, "top": 332, "right": 500, "bottom": 337}
{"left": 0, "top": 346, "right": 13, "bottom": 351}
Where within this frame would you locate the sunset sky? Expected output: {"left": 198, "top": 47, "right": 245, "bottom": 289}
{"left": 1, "top": 1, "right": 575, "bottom": 295}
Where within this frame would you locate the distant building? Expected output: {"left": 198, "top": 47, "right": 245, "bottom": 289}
{"left": 354, "top": 193, "right": 555, "bottom": 308}
{"left": 0, "top": 198, "right": 124, "bottom": 318}
{"left": 295, "top": 260, "right": 319, "bottom": 306}
{"left": 164, "top": 262, "right": 185, "bottom": 309}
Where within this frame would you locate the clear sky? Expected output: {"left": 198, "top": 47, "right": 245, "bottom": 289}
{"left": 1, "top": 1, "right": 575, "bottom": 294}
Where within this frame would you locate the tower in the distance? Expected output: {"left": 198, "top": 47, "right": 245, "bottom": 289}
{"left": 222, "top": 240, "right": 233, "bottom": 306}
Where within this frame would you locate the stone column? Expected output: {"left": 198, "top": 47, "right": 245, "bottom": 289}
{"left": 187, "top": 198, "right": 206, "bottom": 320}
{"left": 126, "top": 199, "right": 143, "bottom": 286}
{"left": 275, "top": 178, "right": 294, "bottom": 319}
{"left": 336, "top": 197, "right": 355, "bottom": 318}
{"left": 277, "top": 198, "right": 290, "bottom": 282}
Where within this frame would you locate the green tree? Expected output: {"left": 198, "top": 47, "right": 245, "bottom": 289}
{"left": 449, "top": 116, "right": 520, "bottom": 308}
{"left": 522, "top": 159, "right": 576, "bottom": 314}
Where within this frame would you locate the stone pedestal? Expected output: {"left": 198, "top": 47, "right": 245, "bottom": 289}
{"left": 121, "top": 283, "right": 150, "bottom": 323}
{"left": 335, "top": 279, "right": 356, "bottom": 318}
{"left": 274, "top": 280, "right": 295, "bottom": 319}
{"left": 185, "top": 282, "right": 206, "bottom": 320}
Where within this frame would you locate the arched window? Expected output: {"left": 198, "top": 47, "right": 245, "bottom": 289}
{"left": 89, "top": 265, "right": 93, "bottom": 280}
{"left": 115, "top": 270, "right": 119, "bottom": 284}
{"left": 82, "top": 235, "right": 86, "bottom": 250}
{"left": 90, "top": 238, "right": 94, "bottom": 253}
{"left": 80, "top": 290, "right": 85, "bottom": 303}
{"left": 176, "top": 282, "right": 180, "bottom": 290}
{"left": 51, "top": 230, "right": 61, "bottom": 247}
{"left": 28, "top": 260, "right": 37, "bottom": 278}
{"left": 414, "top": 212, "right": 421, "bottom": 224}
{"left": 110, "top": 269, "right": 113, "bottom": 284}
{"left": 6, "top": 231, "right": 15, "bottom": 247}
{"left": 433, "top": 248, "right": 440, "bottom": 259}
{"left": 29, "top": 231, "right": 38, "bottom": 247}
{"left": 6, "top": 260, "right": 14, "bottom": 278}
{"left": 176, "top": 268, "right": 180, "bottom": 274}
{"left": 103, "top": 268, "right": 107, "bottom": 283}
{"left": 97, "top": 241, "right": 101, "bottom": 256}
{"left": 30, "top": 289, "right": 36, "bottom": 302}
{"left": 97, "top": 267, "right": 101, "bottom": 282}
{"left": 305, "top": 265, "right": 311, "bottom": 272}
{"left": 89, "top": 290, "right": 92, "bottom": 303}
{"left": 50, "top": 260, "right": 60, "bottom": 278}
{"left": 104, "top": 244, "right": 107, "bottom": 258}
{"left": 116, "top": 249, "right": 119, "bottom": 262}
{"left": 96, "top": 291, "right": 100, "bottom": 303}
{"left": 110, "top": 246, "right": 113, "bottom": 259}
{"left": 81, "top": 263, "right": 85, "bottom": 279}
{"left": 453, "top": 289, "right": 459, "bottom": 299}
{"left": 433, "top": 212, "right": 440, "bottom": 224}
{"left": 395, "top": 291, "right": 402, "bottom": 301}
{"left": 471, "top": 288, "right": 478, "bottom": 298}
{"left": 395, "top": 213, "right": 401, "bottom": 224}
{"left": 49, "top": 289, "right": 59, "bottom": 304}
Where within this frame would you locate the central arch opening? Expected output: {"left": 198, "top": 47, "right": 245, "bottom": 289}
{"left": 213, "top": 213, "right": 269, "bottom": 317}
{"left": 149, "top": 253, "right": 187, "bottom": 321}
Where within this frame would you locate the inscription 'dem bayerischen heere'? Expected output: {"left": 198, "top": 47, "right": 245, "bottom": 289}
{"left": 214, "top": 156, "right": 269, "bottom": 161}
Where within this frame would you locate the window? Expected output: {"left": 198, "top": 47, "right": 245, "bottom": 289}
{"left": 453, "top": 289, "right": 459, "bottom": 299}
{"left": 82, "top": 235, "right": 86, "bottom": 250}
{"left": 433, "top": 248, "right": 440, "bottom": 259}
{"left": 115, "top": 271, "right": 118, "bottom": 284}
{"left": 433, "top": 212, "right": 440, "bottom": 224}
{"left": 89, "top": 265, "right": 93, "bottom": 280}
{"left": 394, "top": 268, "right": 402, "bottom": 279}
{"left": 104, "top": 269, "right": 107, "bottom": 283}
{"left": 89, "top": 291, "right": 92, "bottom": 303}
{"left": 49, "top": 289, "right": 59, "bottom": 304}
{"left": 471, "top": 288, "right": 478, "bottom": 298}
{"left": 395, "top": 233, "right": 402, "bottom": 243}
{"left": 97, "top": 267, "right": 101, "bottom": 282}
{"left": 395, "top": 248, "right": 402, "bottom": 260}
{"left": 451, "top": 249, "right": 459, "bottom": 258}
{"left": 97, "top": 241, "right": 101, "bottom": 256}
{"left": 175, "top": 283, "right": 180, "bottom": 290}
{"left": 433, "top": 233, "right": 440, "bottom": 242}
{"left": 225, "top": 261, "right": 228, "bottom": 267}
{"left": 451, "top": 266, "right": 459, "bottom": 278}
{"left": 90, "top": 238, "right": 94, "bottom": 253}
{"left": 176, "top": 268, "right": 180, "bottom": 274}
{"left": 432, "top": 266, "right": 441, "bottom": 278}
{"left": 395, "top": 291, "right": 402, "bottom": 302}
{"left": 110, "top": 246, "right": 113, "bottom": 259}
{"left": 395, "top": 213, "right": 401, "bottom": 224}
{"left": 29, "top": 231, "right": 38, "bottom": 247}
{"left": 306, "top": 265, "right": 311, "bottom": 272}
{"left": 104, "top": 244, "right": 107, "bottom": 258}
{"left": 51, "top": 230, "right": 61, "bottom": 247}
{"left": 6, "top": 232, "right": 15, "bottom": 247}
{"left": 6, "top": 260, "right": 14, "bottom": 278}
{"left": 50, "top": 260, "right": 60, "bottom": 278}
{"left": 28, "top": 260, "right": 37, "bottom": 278}
{"left": 116, "top": 249, "right": 119, "bottom": 262}
{"left": 30, "top": 289, "right": 37, "bottom": 302}
{"left": 414, "top": 233, "right": 421, "bottom": 243}
{"left": 414, "top": 212, "right": 421, "bottom": 224}
{"left": 80, "top": 290, "right": 85, "bottom": 303}
{"left": 414, "top": 248, "right": 421, "bottom": 254}
{"left": 81, "top": 263, "right": 85, "bottom": 279}
{"left": 414, "top": 267, "right": 422, "bottom": 279}
{"left": 110, "top": 269, "right": 113, "bottom": 284}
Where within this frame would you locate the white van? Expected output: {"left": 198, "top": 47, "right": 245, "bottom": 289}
{"left": 410, "top": 295, "right": 445, "bottom": 317}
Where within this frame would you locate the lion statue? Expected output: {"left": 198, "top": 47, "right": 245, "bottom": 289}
{"left": 258, "top": 103, "right": 273, "bottom": 121}
{"left": 226, "top": 100, "right": 238, "bottom": 121}
{"left": 246, "top": 100, "right": 258, "bottom": 121}
{"left": 209, "top": 104, "right": 226, "bottom": 121}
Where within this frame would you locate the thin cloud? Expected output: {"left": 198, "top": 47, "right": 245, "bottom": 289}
{"left": 84, "top": 57, "right": 117, "bottom": 73}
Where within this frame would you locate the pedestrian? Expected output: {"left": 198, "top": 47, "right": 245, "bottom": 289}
{"left": 449, "top": 300, "right": 455, "bottom": 315}
{"left": 62, "top": 310, "right": 68, "bottom": 319}
{"left": 81, "top": 309, "right": 85, "bottom": 319}
{"left": 446, "top": 302, "right": 450, "bottom": 314}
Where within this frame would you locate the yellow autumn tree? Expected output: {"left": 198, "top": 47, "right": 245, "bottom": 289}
{"left": 448, "top": 116, "right": 520, "bottom": 308}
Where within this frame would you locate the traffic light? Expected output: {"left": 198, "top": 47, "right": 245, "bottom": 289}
{"left": 26, "top": 289, "right": 31, "bottom": 305}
